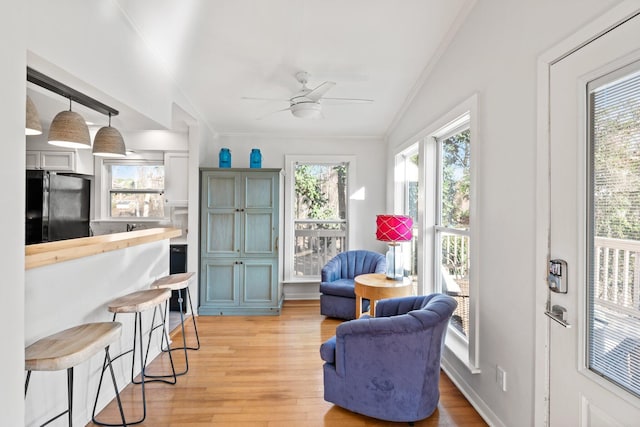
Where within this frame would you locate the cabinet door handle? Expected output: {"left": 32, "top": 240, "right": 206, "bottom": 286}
{"left": 275, "top": 236, "right": 279, "bottom": 251}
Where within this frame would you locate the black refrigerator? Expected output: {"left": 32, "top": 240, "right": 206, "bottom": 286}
{"left": 26, "top": 170, "right": 91, "bottom": 244}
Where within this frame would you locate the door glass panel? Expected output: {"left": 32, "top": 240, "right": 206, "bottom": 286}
{"left": 588, "top": 64, "right": 640, "bottom": 397}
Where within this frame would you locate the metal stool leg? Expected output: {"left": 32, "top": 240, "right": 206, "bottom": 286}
{"left": 24, "top": 371, "right": 31, "bottom": 398}
{"left": 67, "top": 367, "right": 73, "bottom": 426}
{"left": 158, "top": 287, "right": 199, "bottom": 376}
{"left": 25, "top": 368, "right": 74, "bottom": 427}
{"left": 92, "top": 345, "right": 131, "bottom": 427}
{"left": 185, "top": 288, "right": 201, "bottom": 351}
{"left": 137, "top": 304, "right": 177, "bottom": 383}
{"left": 93, "top": 313, "right": 147, "bottom": 426}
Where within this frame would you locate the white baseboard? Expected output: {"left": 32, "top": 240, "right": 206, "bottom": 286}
{"left": 441, "top": 358, "right": 506, "bottom": 427}
{"left": 283, "top": 282, "right": 320, "bottom": 300}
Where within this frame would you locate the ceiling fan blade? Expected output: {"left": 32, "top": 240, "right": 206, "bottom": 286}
{"left": 306, "top": 81, "right": 336, "bottom": 101}
{"left": 256, "top": 107, "right": 292, "bottom": 120}
{"left": 321, "top": 97, "right": 374, "bottom": 104}
{"left": 242, "top": 96, "right": 289, "bottom": 102}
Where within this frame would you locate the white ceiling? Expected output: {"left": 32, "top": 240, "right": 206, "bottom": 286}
{"left": 29, "top": 1, "right": 474, "bottom": 138}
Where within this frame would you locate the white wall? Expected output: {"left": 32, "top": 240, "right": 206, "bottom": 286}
{"left": 0, "top": 4, "right": 26, "bottom": 426}
{"left": 14, "top": 1, "right": 213, "bottom": 424}
{"left": 386, "top": 0, "right": 621, "bottom": 425}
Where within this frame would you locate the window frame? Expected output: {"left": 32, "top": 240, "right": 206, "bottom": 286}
{"left": 97, "top": 154, "right": 167, "bottom": 220}
{"left": 394, "top": 144, "right": 421, "bottom": 288}
{"left": 284, "top": 155, "right": 356, "bottom": 283}
{"left": 416, "top": 94, "right": 481, "bottom": 373}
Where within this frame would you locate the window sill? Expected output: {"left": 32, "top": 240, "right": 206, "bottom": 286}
{"left": 282, "top": 279, "right": 320, "bottom": 285}
{"left": 444, "top": 327, "right": 481, "bottom": 375}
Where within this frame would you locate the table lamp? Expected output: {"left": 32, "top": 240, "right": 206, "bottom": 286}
{"left": 376, "top": 214, "right": 413, "bottom": 280}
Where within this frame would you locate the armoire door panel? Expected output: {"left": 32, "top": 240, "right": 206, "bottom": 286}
{"left": 202, "top": 260, "right": 238, "bottom": 305}
{"left": 205, "top": 211, "right": 239, "bottom": 255}
{"left": 206, "top": 174, "right": 238, "bottom": 209}
{"left": 242, "top": 260, "right": 276, "bottom": 303}
{"left": 245, "top": 174, "right": 274, "bottom": 209}
{"left": 244, "top": 212, "right": 274, "bottom": 255}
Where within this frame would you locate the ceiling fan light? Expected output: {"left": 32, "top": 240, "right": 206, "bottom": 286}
{"left": 93, "top": 125, "right": 126, "bottom": 157}
{"left": 25, "top": 96, "right": 43, "bottom": 136}
{"left": 48, "top": 110, "right": 91, "bottom": 149}
{"left": 291, "top": 102, "right": 322, "bottom": 119}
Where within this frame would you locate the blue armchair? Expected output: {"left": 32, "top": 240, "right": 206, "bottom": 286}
{"left": 319, "top": 250, "right": 386, "bottom": 320}
{"left": 319, "top": 294, "right": 457, "bottom": 423}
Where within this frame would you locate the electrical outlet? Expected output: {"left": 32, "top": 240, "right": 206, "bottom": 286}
{"left": 497, "top": 366, "right": 507, "bottom": 392}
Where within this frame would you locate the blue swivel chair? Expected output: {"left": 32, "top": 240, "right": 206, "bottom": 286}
{"left": 320, "top": 294, "right": 457, "bottom": 423}
{"left": 319, "top": 250, "right": 386, "bottom": 320}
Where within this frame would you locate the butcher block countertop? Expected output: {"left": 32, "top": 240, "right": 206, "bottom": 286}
{"left": 25, "top": 227, "right": 181, "bottom": 270}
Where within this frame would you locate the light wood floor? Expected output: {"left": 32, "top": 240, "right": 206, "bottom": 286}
{"left": 89, "top": 300, "right": 487, "bottom": 426}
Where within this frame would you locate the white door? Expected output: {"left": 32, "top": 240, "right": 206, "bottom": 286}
{"left": 549, "top": 13, "right": 640, "bottom": 425}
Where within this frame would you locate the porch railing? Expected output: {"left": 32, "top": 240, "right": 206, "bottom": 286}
{"left": 594, "top": 237, "right": 640, "bottom": 315}
{"left": 293, "top": 220, "right": 346, "bottom": 278}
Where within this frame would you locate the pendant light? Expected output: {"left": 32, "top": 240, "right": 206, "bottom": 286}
{"left": 48, "top": 99, "right": 91, "bottom": 149}
{"left": 25, "top": 95, "right": 43, "bottom": 135}
{"left": 93, "top": 113, "right": 126, "bottom": 157}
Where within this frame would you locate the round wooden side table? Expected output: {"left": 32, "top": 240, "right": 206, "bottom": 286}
{"left": 354, "top": 273, "right": 413, "bottom": 318}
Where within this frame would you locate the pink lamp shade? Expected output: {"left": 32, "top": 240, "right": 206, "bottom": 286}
{"left": 376, "top": 215, "right": 413, "bottom": 242}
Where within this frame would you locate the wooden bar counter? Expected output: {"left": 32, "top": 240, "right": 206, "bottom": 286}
{"left": 25, "top": 227, "right": 181, "bottom": 269}
{"left": 24, "top": 227, "right": 181, "bottom": 426}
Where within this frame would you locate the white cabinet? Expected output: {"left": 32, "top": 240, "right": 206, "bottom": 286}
{"left": 26, "top": 151, "right": 75, "bottom": 171}
{"left": 26, "top": 150, "right": 93, "bottom": 175}
{"left": 164, "top": 152, "right": 189, "bottom": 205}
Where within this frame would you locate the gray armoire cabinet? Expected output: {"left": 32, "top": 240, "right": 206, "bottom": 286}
{"left": 199, "top": 168, "right": 283, "bottom": 315}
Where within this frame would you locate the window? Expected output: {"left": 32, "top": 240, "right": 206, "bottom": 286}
{"left": 284, "top": 155, "right": 354, "bottom": 281}
{"left": 437, "top": 126, "right": 471, "bottom": 338}
{"left": 588, "top": 64, "right": 640, "bottom": 397}
{"left": 106, "top": 161, "right": 165, "bottom": 218}
{"left": 395, "top": 145, "right": 419, "bottom": 285}
{"left": 425, "top": 94, "right": 479, "bottom": 372}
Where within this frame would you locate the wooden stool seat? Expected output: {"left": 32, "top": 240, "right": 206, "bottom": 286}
{"left": 25, "top": 322, "right": 126, "bottom": 427}
{"left": 150, "top": 272, "right": 194, "bottom": 291}
{"left": 26, "top": 322, "right": 122, "bottom": 372}
{"left": 108, "top": 288, "right": 171, "bottom": 313}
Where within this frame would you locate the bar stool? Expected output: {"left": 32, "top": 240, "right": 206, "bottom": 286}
{"left": 93, "top": 288, "right": 177, "bottom": 426}
{"left": 25, "top": 322, "right": 126, "bottom": 427}
{"left": 150, "top": 272, "right": 200, "bottom": 376}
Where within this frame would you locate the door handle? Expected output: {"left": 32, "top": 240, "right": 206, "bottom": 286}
{"left": 545, "top": 304, "right": 571, "bottom": 328}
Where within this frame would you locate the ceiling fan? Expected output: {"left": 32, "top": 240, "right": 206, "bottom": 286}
{"left": 242, "top": 71, "right": 373, "bottom": 119}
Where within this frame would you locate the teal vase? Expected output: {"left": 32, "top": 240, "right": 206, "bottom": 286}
{"left": 219, "top": 148, "right": 231, "bottom": 168}
{"left": 250, "top": 148, "right": 262, "bottom": 168}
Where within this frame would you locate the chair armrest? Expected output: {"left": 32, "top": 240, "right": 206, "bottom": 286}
{"left": 320, "top": 336, "right": 336, "bottom": 364}
{"left": 375, "top": 295, "right": 433, "bottom": 317}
